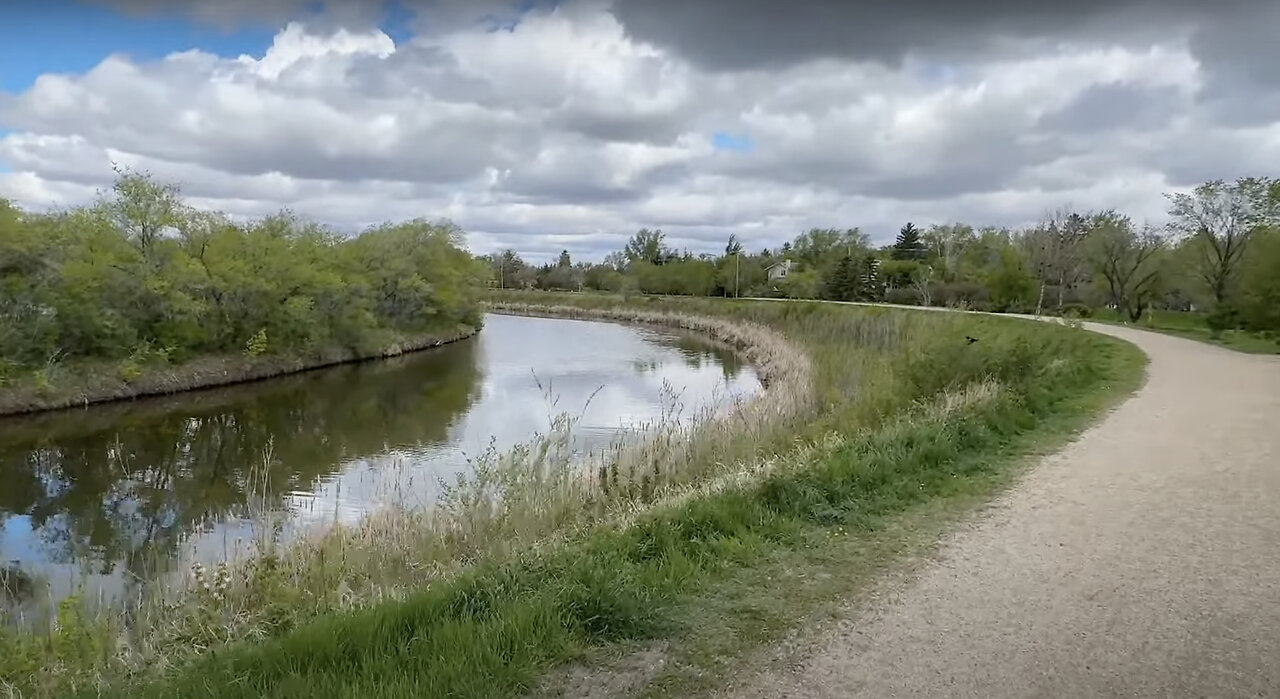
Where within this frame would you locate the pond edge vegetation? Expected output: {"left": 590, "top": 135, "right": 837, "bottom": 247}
{"left": 2, "top": 301, "right": 811, "bottom": 696}
{"left": 0, "top": 324, "right": 478, "bottom": 417}
{"left": 485, "top": 301, "right": 807, "bottom": 391}
{"left": 2, "top": 295, "right": 1148, "bottom": 698}
{"left": 1, "top": 168, "right": 488, "bottom": 417}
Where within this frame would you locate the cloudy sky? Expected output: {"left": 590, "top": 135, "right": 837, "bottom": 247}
{"left": 1, "top": 0, "right": 1277, "bottom": 261}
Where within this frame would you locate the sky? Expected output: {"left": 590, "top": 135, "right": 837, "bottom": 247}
{"left": 1, "top": 0, "right": 1278, "bottom": 262}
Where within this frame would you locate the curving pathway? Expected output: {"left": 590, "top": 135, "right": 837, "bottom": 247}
{"left": 727, "top": 315, "right": 1280, "bottom": 698}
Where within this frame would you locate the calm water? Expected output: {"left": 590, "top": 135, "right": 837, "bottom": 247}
{"left": 0, "top": 314, "right": 758, "bottom": 611}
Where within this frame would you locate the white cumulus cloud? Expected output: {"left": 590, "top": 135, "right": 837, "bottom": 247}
{"left": 2, "top": 1, "right": 1278, "bottom": 261}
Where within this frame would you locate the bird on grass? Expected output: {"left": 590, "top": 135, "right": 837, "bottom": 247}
{"left": 966, "top": 336, "right": 979, "bottom": 344}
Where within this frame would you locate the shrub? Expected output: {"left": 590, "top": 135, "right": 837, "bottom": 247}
{"left": 0, "top": 171, "right": 487, "bottom": 376}
{"left": 1060, "top": 303, "right": 1093, "bottom": 319}
{"left": 1205, "top": 305, "right": 1241, "bottom": 337}
{"left": 930, "top": 281, "right": 990, "bottom": 309}
{"left": 884, "top": 287, "right": 923, "bottom": 306}
{"left": 245, "top": 328, "right": 270, "bottom": 357}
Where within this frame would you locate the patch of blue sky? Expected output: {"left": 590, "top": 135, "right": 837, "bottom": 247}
{"left": 0, "top": 515, "right": 39, "bottom": 561}
{"left": 379, "top": 0, "right": 417, "bottom": 45}
{"left": 712, "top": 131, "right": 755, "bottom": 153}
{"left": 0, "top": 0, "right": 277, "bottom": 93}
{"left": 480, "top": 0, "right": 559, "bottom": 32}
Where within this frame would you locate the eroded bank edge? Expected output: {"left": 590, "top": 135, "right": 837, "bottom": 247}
{"left": 0, "top": 324, "right": 477, "bottom": 417}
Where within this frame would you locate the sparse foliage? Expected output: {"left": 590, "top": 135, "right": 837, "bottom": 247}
{"left": 624, "top": 228, "right": 669, "bottom": 266}
{"left": 1088, "top": 215, "right": 1166, "bottom": 322}
{"left": 1165, "top": 177, "right": 1280, "bottom": 306}
{"left": 1021, "top": 209, "right": 1092, "bottom": 314}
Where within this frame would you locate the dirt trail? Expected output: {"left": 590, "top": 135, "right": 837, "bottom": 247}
{"left": 727, "top": 321, "right": 1280, "bottom": 698}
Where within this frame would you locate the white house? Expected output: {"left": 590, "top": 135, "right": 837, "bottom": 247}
{"left": 766, "top": 259, "right": 793, "bottom": 283}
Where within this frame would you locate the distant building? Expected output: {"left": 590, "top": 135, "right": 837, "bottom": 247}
{"left": 766, "top": 259, "right": 793, "bottom": 283}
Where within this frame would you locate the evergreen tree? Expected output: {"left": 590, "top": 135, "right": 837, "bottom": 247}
{"left": 557, "top": 250, "right": 571, "bottom": 267}
{"left": 855, "top": 254, "right": 885, "bottom": 301}
{"left": 821, "top": 255, "right": 859, "bottom": 301}
{"left": 892, "top": 222, "right": 927, "bottom": 260}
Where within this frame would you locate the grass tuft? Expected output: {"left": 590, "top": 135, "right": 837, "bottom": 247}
{"left": 1, "top": 293, "right": 1146, "bottom": 698}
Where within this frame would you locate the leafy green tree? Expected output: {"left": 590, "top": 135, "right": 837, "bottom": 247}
{"left": 715, "top": 253, "right": 766, "bottom": 297}
{"left": 624, "top": 228, "right": 669, "bottom": 265}
{"left": 0, "top": 172, "right": 486, "bottom": 379}
{"left": 922, "top": 224, "right": 975, "bottom": 281}
{"left": 102, "top": 165, "right": 186, "bottom": 256}
{"left": 602, "top": 251, "right": 628, "bottom": 272}
{"left": 878, "top": 259, "right": 921, "bottom": 291}
{"left": 537, "top": 262, "right": 583, "bottom": 290}
{"left": 792, "top": 228, "right": 867, "bottom": 274}
{"left": 1087, "top": 215, "right": 1166, "bottom": 322}
{"left": 1166, "top": 177, "right": 1280, "bottom": 307}
{"left": 779, "top": 268, "right": 820, "bottom": 299}
{"left": 488, "top": 249, "right": 536, "bottom": 289}
{"left": 583, "top": 264, "right": 625, "bottom": 292}
{"left": 985, "top": 247, "right": 1038, "bottom": 312}
{"left": 1237, "top": 226, "right": 1280, "bottom": 333}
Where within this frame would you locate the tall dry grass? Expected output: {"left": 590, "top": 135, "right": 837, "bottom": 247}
{"left": 1, "top": 303, "right": 813, "bottom": 694}
{"left": 2, "top": 292, "right": 1142, "bottom": 698}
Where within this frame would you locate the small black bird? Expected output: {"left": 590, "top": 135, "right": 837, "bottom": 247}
{"left": 966, "top": 336, "right": 979, "bottom": 344}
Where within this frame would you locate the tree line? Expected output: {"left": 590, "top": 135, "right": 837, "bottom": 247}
{"left": 486, "top": 176, "right": 1280, "bottom": 337}
{"left": 0, "top": 169, "right": 486, "bottom": 384}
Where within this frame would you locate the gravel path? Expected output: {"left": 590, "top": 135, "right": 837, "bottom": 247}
{"left": 728, "top": 321, "right": 1280, "bottom": 698}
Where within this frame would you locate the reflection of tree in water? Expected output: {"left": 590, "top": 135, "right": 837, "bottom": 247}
{"left": 1, "top": 561, "right": 40, "bottom": 609}
{"left": 629, "top": 358, "right": 663, "bottom": 375}
{"left": 669, "top": 333, "right": 745, "bottom": 381}
{"left": 627, "top": 330, "right": 746, "bottom": 381}
{"left": 0, "top": 339, "right": 483, "bottom": 583}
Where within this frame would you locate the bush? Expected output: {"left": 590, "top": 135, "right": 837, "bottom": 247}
{"left": 0, "top": 171, "right": 487, "bottom": 375}
{"left": 884, "top": 287, "right": 923, "bottom": 306}
{"left": 1060, "top": 303, "right": 1093, "bottom": 319}
{"left": 1237, "top": 228, "right": 1280, "bottom": 334}
{"left": 1205, "top": 306, "right": 1241, "bottom": 337}
{"left": 244, "top": 328, "right": 270, "bottom": 357}
{"left": 929, "top": 281, "right": 990, "bottom": 309}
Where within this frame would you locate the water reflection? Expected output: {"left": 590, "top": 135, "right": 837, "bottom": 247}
{"left": 0, "top": 314, "right": 757, "bottom": 610}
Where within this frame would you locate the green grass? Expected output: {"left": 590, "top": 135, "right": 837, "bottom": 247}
{"left": 5, "top": 293, "right": 1146, "bottom": 698}
{"left": 1091, "top": 308, "right": 1280, "bottom": 354}
{"left": 627, "top": 325, "right": 1145, "bottom": 698}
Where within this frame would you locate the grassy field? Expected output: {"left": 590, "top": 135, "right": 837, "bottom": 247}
{"left": 2, "top": 293, "right": 1146, "bottom": 698}
{"left": 1091, "top": 308, "right": 1279, "bottom": 354}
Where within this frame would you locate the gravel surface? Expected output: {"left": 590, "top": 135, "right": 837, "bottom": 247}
{"left": 728, "top": 322, "right": 1280, "bottom": 699}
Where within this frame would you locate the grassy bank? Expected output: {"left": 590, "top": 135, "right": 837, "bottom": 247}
{"left": 1090, "top": 308, "right": 1279, "bottom": 354}
{"left": 0, "top": 324, "right": 478, "bottom": 416}
{"left": 2, "top": 294, "right": 1145, "bottom": 698}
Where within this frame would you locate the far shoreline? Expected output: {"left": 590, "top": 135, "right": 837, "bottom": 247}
{"left": 0, "top": 324, "right": 479, "bottom": 419}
